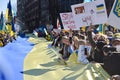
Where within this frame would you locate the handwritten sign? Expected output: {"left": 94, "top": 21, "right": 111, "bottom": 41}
{"left": 71, "top": 0, "right": 107, "bottom": 27}
{"left": 60, "top": 12, "right": 79, "bottom": 30}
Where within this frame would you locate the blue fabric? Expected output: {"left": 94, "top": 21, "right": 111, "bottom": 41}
{"left": 108, "top": 37, "right": 113, "bottom": 46}
{"left": 0, "top": 36, "right": 34, "bottom": 80}
{"left": 69, "top": 46, "right": 74, "bottom": 54}
{"left": 99, "top": 24, "right": 103, "bottom": 33}
{"left": 0, "top": 12, "right": 4, "bottom": 30}
{"left": 11, "top": 18, "right": 15, "bottom": 32}
{"left": 38, "top": 24, "right": 46, "bottom": 33}
{"left": 75, "top": 50, "right": 78, "bottom": 55}
{"left": 69, "top": 46, "right": 78, "bottom": 55}
{"left": 7, "top": 0, "right": 12, "bottom": 16}
{"left": 94, "top": 29, "right": 98, "bottom": 34}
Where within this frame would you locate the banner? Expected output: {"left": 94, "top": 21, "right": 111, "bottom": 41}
{"left": 71, "top": 0, "right": 107, "bottom": 27}
{"left": 60, "top": 12, "right": 79, "bottom": 30}
{"left": 107, "top": 0, "right": 120, "bottom": 29}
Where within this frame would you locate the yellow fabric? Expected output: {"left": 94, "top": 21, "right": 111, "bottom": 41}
{"left": 67, "top": 52, "right": 79, "bottom": 64}
{"left": 0, "top": 30, "right": 5, "bottom": 34}
{"left": 0, "top": 41, "right": 3, "bottom": 47}
{"left": 5, "top": 9, "right": 8, "bottom": 20}
{"left": 6, "top": 24, "right": 12, "bottom": 32}
{"left": 97, "top": 6, "right": 104, "bottom": 10}
{"left": 10, "top": 31, "right": 14, "bottom": 37}
{"left": 5, "top": 24, "right": 14, "bottom": 37}
{"left": 24, "top": 37, "right": 110, "bottom": 80}
{"left": 114, "top": 33, "right": 120, "bottom": 38}
{"left": 62, "top": 30, "right": 69, "bottom": 33}
{"left": 45, "top": 35, "right": 51, "bottom": 41}
{"left": 81, "top": 26, "right": 86, "bottom": 32}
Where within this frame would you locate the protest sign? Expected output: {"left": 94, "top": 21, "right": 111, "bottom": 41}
{"left": 60, "top": 12, "right": 79, "bottom": 30}
{"left": 71, "top": 0, "right": 107, "bottom": 27}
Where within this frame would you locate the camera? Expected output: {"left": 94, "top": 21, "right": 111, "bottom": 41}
{"left": 103, "top": 45, "right": 116, "bottom": 54}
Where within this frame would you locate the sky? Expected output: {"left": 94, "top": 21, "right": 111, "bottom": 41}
{"left": 0, "top": 0, "right": 17, "bottom": 14}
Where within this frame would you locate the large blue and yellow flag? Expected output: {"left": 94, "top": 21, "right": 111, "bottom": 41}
{"left": 6, "top": 0, "right": 15, "bottom": 36}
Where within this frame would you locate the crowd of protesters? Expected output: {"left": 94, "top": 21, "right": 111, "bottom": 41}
{"left": 0, "top": 30, "right": 16, "bottom": 47}
{"left": 0, "top": 21, "right": 21, "bottom": 47}
{"left": 41, "top": 24, "right": 120, "bottom": 79}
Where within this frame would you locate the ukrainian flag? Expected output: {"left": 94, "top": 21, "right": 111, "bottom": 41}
{"left": 0, "top": 12, "right": 4, "bottom": 30}
{"left": 96, "top": 4, "right": 104, "bottom": 11}
{"left": 5, "top": 0, "right": 15, "bottom": 36}
{"left": 99, "top": 24, "right": 105, "bottom": 34}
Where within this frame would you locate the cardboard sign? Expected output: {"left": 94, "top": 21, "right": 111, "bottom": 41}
{"left": 71, "top": 0, "right": 107, "bottom": 27}
{"left": 107, "top": 0, "right": 120, "bottom": 29}
{"left": 60, "top": 12, "right": 79, "bottom": 30}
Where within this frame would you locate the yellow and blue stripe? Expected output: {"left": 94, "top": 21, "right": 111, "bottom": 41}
{"left": 96, "top": 4, "right": 104, "bottom": 11}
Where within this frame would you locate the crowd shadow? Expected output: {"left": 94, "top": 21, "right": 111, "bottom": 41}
{"left": 40, "top": 61, "right": 57, "bottom": 67}
{"left": 21, "top": 68, "right": 55, "bottom": 76}
{"left": 46, "top": 50, "right": 54, "bottom": 55}
{"left": 50, "top": 54, "right": 56, "bottom": 58}
{"left": 61, "top": 64, "right": 93, "bottom": 80}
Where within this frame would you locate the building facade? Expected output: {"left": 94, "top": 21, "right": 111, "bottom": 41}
{"left": 17, "top": 0, "right": 25, "bottom": 27}
{"left": 17, "top": 0, "right": 115, "bottom": 32}
{"left": 49, "top": 0, "right": 84, "bottom": 28}
{"left": 24, "top": 0, "right": 40, "bottom": 32}
{"left": 17, "top": 0, "right": 50, "bottom": 32}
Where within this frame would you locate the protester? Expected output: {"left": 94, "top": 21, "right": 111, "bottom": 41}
{"left": 14, "top": 22, "right": 20, "bottom": 36}
{"left": 86, "top": 25, "right": 109, "bottom": 63}
{"left": 111, "top": 75, "right": 120, "bottom": 80}
{"left": 103, "top": 33, "right": 120, "bottom": 76}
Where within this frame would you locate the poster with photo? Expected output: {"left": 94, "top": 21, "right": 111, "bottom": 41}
{"left": 71, "top": 0, "right": 107, "bottom": 28}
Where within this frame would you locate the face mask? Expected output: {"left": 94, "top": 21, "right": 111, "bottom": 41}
{"left": 115, "top": 45, "right": 120, "bottom": 52}
{"left": 96, "top": 41, "right": 106, "bottom": 50}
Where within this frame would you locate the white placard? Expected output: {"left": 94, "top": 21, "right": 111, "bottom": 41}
{"left": 107, "top": 0, "right": 120, "bottom": 29}
{"left": 71, "top": 0, "right": 107, "bottom": 27}
{"left": 53, "top": 29, "right": 61, "bottom": 33}
{"left": 60, "top": 12, "right": 79, "bottom": 30}
{"left": 77, "top": 45, "right": 91, "bottom": 64}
